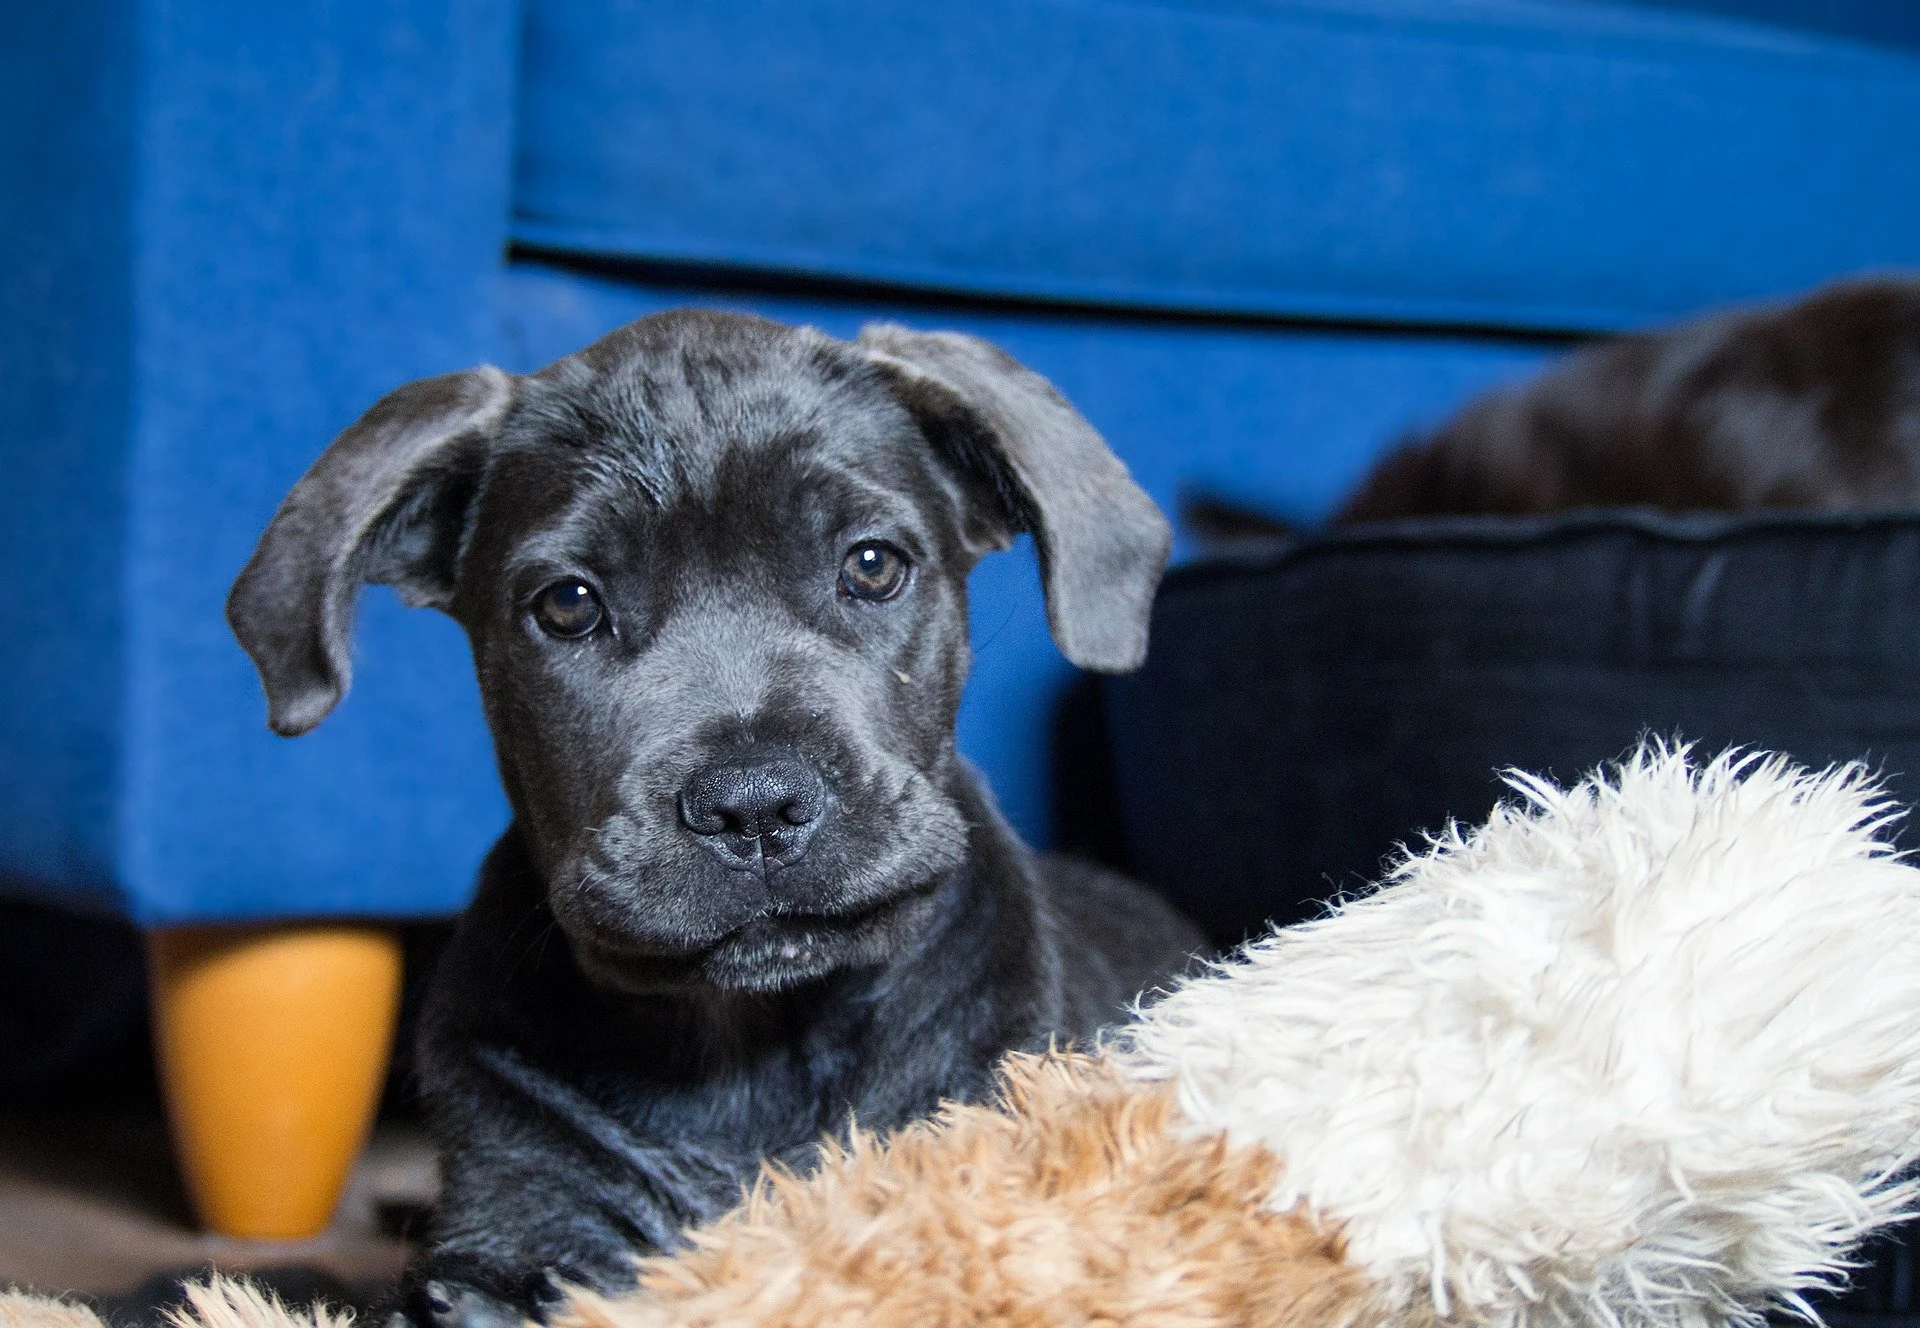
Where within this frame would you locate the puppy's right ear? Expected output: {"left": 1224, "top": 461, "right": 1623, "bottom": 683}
{"left": 227, "top": 367, "right": 516, "bottom": 737}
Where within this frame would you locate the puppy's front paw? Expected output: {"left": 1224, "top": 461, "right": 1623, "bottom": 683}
{"left": 418, "top": 1280, "right": 525, "bottom": 1328}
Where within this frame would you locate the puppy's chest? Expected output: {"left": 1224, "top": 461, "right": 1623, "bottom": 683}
{"left": 588, "top": 1022, "right": 959, "bottom": 1158}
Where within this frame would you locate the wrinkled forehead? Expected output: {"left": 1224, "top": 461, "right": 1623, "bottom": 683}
{"left": 484, "top": 315, "right": 954, "bottom": 545}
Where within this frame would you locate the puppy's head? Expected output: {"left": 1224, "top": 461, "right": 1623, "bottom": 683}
{"left": 228, "top": 312, "right": 1168, "bottom": 993}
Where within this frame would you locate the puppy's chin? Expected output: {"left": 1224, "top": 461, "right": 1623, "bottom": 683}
{"left": 700, "top": 888, "right": 943, "bottom": 991}
{"left": 569, "top": 885, "right": 942, "bottom": 996}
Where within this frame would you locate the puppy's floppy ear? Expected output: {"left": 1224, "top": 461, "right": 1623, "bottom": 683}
{"left": 227, "top": 366, "right": 516, "bottom": 737}
{"left": 856, "top": 324, "right": 1170, "bottom": 673}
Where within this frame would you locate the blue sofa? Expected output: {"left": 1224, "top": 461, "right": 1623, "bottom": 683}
{"left": 7, "top": 0, "right": 1918, "bottom": 928}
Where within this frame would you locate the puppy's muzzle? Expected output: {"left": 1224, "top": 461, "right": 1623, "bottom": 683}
{"left": 679, "top": 751, "right": 827, "bottom": 870}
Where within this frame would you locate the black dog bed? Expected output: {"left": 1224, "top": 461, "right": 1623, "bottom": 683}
{"left": 1103, "top": 508, "right": 1920, "bottom": 948}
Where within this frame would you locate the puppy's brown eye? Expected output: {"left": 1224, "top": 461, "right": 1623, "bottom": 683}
{"left": 840, "top": 541, "right": 910, "bottom": 602}
{"left": 532, "top": 580, "right": 604, "bottom": 638}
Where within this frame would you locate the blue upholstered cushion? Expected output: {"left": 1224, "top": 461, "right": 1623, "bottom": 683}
{"left": 514, "top": 0, "right": 1920, "bottom": 333}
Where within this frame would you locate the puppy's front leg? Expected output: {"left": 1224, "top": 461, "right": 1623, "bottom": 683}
{"left": 396, "top": 1277, "right": 526, "bottom": 1328}
{"left": 402, "top": 1044, "right": 743, "bottom": 1326}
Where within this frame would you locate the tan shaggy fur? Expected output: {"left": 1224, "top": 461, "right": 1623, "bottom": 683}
{"left": 553, "top": 1051, "right": 1367, "bottom": 1328}
{"left": 0, "top": 1056, "right": 1354, "bottom": 1328}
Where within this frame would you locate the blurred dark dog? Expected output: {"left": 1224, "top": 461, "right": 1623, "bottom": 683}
{"left": 228, "top": 311, "right": 1201, "bottom": 1326}
{"left": 1187, "top": 276, "right": 1920, "bottom": 542}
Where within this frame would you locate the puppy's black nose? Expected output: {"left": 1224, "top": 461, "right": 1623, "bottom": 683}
{"left": 679, "top": 754, "right": 826, "bottom": 869}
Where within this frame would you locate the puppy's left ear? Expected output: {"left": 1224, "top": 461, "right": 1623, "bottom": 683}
{"left": 857, "top": 324, "right": 1170, "bottom": 673}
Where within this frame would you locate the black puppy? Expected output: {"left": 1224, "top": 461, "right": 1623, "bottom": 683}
{"left": 227, "top": 311, "right": 1201, "bottom": 1324}
{"left": 1177, "top": 277, "right": 1920, "bottom": 549}
{"left": 1340, "top": 276, "right": 1920, "bottom": 521}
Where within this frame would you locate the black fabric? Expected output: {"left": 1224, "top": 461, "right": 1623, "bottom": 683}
{"left": 1104, "top": 509, "right": 1920, "bottom": 948}
{"left": 0, "top": 896, "right": 153, "bottom": 1107}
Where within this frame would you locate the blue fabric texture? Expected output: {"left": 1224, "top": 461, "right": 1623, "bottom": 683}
{"left": 2, "top": 0, "right": 519, "bottom": 923}
{"left": 0, "top": 0, "right": 1914, "bottom": 922}
{"left": 0, "top": 1, "right": 135, "bottom": 906}
{"left": 514, "top": 0, "right": 1920, "bottom": 333}
{"left": 1597, "top": 0, "right": 1920, "bottom": 52}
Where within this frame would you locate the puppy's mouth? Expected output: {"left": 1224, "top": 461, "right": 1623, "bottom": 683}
{"left": 569, "top": 885, "right": 940, "bottom": 995}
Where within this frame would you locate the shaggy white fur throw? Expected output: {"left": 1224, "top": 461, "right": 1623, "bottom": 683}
{"left": 1117, "top": 746, "right": 1920, "bottom": 1328}
{"left": 9, "top": 747, "right": 1920, "bottom": 1328}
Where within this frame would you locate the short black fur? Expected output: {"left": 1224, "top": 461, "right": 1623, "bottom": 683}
{"left": 1340, "top": 276, "right": 1920, "bottom": 521}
